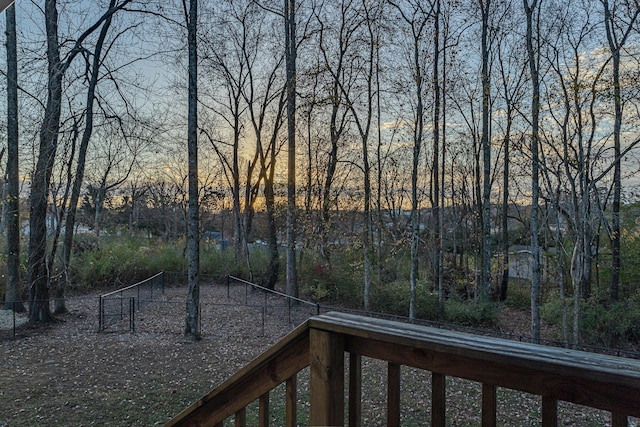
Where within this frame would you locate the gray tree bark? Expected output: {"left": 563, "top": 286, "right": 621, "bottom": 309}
{"left": 4, "top": 3, "right": 24, "bottom": 312}
{"left": 601, "top": 0, "right": 640, "bottom": 304}
{"left": 28, "top": 0, "right": 65, "bottom": 322}
{"left": 285, "top": 0, "right": 298, "bottom": 298}
{"left": 27, "top": 0, "right": 131, "bottom": 322}
{"left": 185, "top": 0, "right": 200, "bottom": 340}
{"left": 524, "top": 0, "right": 541, "bottom": 343}
{"left": 480, "top": 0, "right": 492, "bottom": 302}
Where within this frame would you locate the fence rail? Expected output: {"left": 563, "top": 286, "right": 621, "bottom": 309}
{"left": 226, "top": 275, "right": 321, "bottom": 332}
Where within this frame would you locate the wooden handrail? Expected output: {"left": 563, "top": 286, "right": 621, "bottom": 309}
{"left": 165, "top": 321, "right": 310, "bottom": 427}
{"left": 166, "top": 312, "right": 640, "bottom": 427}
{"left": 309, "top": 312, "right": 640, "bottom": 426}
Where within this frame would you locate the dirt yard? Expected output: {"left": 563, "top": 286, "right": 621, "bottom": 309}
{"left": 0, "top": 283, "right": 624, "bottom": 426}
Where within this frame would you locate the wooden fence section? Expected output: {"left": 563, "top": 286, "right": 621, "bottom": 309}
{"left": 166, "top": 311, "right": 640, "bottom": 427}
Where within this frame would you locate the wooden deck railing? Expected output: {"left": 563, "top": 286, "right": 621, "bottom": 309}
{"left": 165, "top": 311, "right": 640, "bottom": 427}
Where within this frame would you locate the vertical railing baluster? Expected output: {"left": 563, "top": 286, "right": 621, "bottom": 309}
{"left": 612, "top": 412, "right": 628, "bottom": 427}
{"left": 482, "top": 383, "right": 497, "bottom": 427}
{"left": 387, "top": 363, "right": 401, "bottom": 427}
{"left": 259, "top": 392, "right": 270, "bottom": 427}
{"left": 286, "top": 375, "right": 297, "bottom": 427}
{"left": 235, "top": 407, "right": 246, "bottom": 427}
{"left": 431, "top": 372, "right": 446, "bottom": 427}
{"left": 349, "top": 353, "right": 362, "bottom": 427}
{"left": 541, "top": 397, "right": 557, "bottom": 427}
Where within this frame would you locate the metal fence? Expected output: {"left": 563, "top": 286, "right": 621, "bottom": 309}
{"left": 225, "top": 275, "right": 322, "bottom": 335}
{"left": 4, "top": 270, "right": 640, "bottom": 360}
{"left": 0, "top": 301, "right": 28, "bottom": 340}
{"left": 98, "top": 271, "right": 165, "bottom": 332}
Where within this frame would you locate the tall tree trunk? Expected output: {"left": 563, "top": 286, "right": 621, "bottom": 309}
{"left": 284, "top": 0, "right": 298, "bottom": 298}
{"left": 409, "top": 48, "right": 423, "bottom": 320}
{"left": 264, "top": 171, "right": 279, "bottom": 291}
{"left": 602, "top": 0, "right": 639, "bottom": 303}
{"left": 439, "top": 10, "right": 447, "bottom": 319}
{"left": 480, "top": 0, "right": 492, "bottom": 302}
{"left": 500, "top": 112, "right": 511, "bottom": 302}
{"left": 232, "top": 124, "right": 242, "bottom": 262}
{"left": 360, "top": 1, "right": 378, "bottom": 312}
{"left": 184, "top": 0, "right": 200, "bottom": 340}
{"left": 524, "top": 0, "right": 541, "bottom": 343}
{"left": 27, "top": 0, "right": 131, "bottom": 322}
{"left": 609, "top": 33, "right": 622, "bottom": 305}
{"left": 432, "top": 0, "right": 443, "bottom": 318}
{"left": 28, "top": 0, "right": 64, "bottom": 322}
{"left": 4, "top": 3, "right": 24, "bottom": 312}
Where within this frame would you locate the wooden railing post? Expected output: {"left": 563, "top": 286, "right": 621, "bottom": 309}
{"left": 349, "top": 353, "right": 362, "bottom": 427}
{"left": 310, "top": 328, "right": 345, "bottom": 427}
{"left": 482, "top": 383, "right": 497, "bottom": 427}
{"left": 387, "top": 363, "right": 401, "bottom": 427}
{"left": 432, "top": 372, "right": 446, "bottom": 427}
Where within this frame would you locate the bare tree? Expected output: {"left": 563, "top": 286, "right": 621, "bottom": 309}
{"left": 28, "top": 0, "right": 131, "bottom": 322}
{"left": 495, "top": 13, "right": 527, "bottom": 302}
{"left": 341, "top": 0, "right": 381, "bottom": 311}
{"left": 600, "top": 0, "right": 640, "bottom": 304}
{"left": 200, "top": 0, "right": 266, "bottom": 278}
{"left": 479, "top": 0, "right": 492, "bottom": 302}
{"left": 241, "top": 10, "right": 287, "bottom": 289}
{"left": 184, "top": 0, "right": 200, "bottom": 340}
{"left": 4, "top": 3, "right": 24, "bottom": 312}
{"left": 388, "top": 0, "right": 433, "bottom": 319}
{"left": 58, "top": 0, "right": 119, "bottom": 314}
{"left": 284, "top": 0, "right": 298, "bottom": 298}
{"left": 313, "top": 0, "right": 359, "bottom": 260}
{"left": 524, "top": 0, "right": 542, "bottom": 342}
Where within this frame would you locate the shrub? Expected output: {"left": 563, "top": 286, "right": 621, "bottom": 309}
{"left": 444, "top": 297, "right": 496, "bottom": 327}
{"left": 504, "top": 280, "right": 531, "bottom": 310}
{"left": 541, "top": 291, "right": 640, "bottom": 346}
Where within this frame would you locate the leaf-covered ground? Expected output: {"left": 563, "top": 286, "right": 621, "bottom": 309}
{"left": 0, "top": 283, "right": 631, "bottom": 426}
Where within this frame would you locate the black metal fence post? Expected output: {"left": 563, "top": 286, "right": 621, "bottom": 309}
{"left": 12, "top": 301, "right": 16, "bottom": 340}
{"left": 119, "top": 291, "right": 124, "bottom": 320}
{"left": 98, "top": 296, "right": 103, "bottom": 331}
{"left": 130, "top": 297, "right": 135, "bottom": 333}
